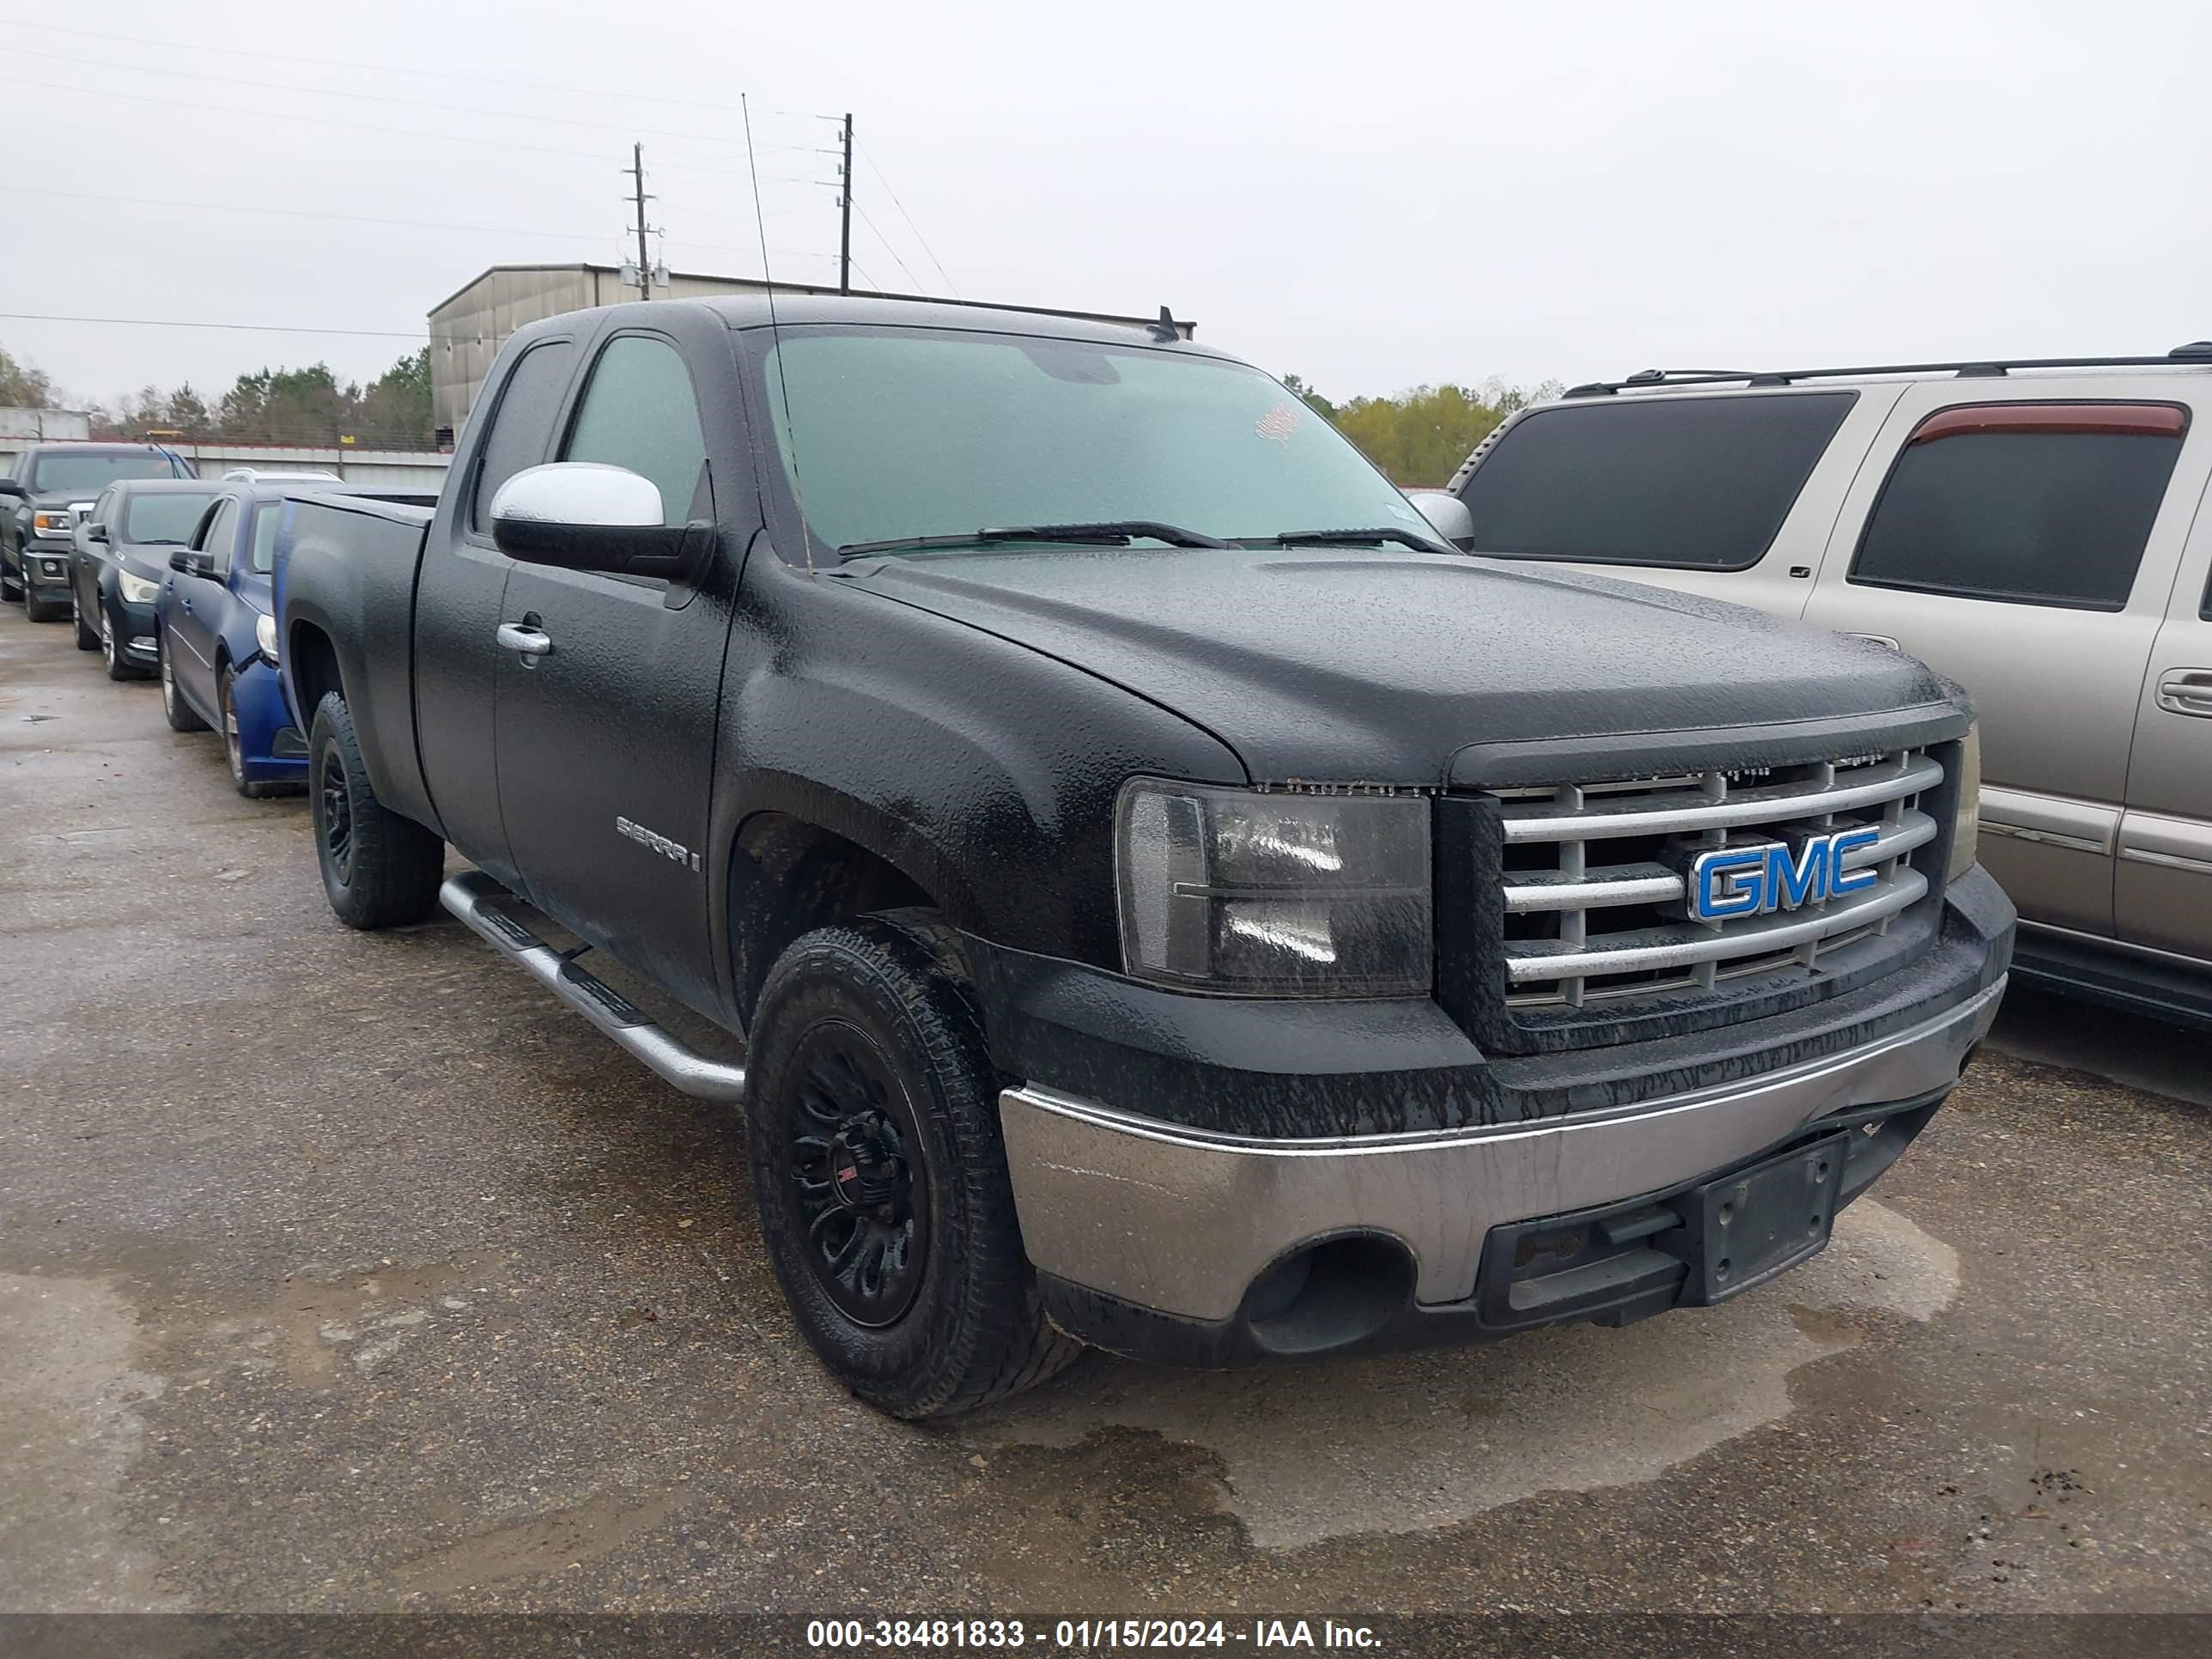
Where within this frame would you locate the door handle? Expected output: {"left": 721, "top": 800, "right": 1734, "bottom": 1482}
{"left": 2157, "top": 671, "right": 2212, "bottom": 717}
{"left": 1848, "top": 633, "right": 1902, "bottom": 651}
{"left": 495, "top": 621, "right": 554, "bottom": 661}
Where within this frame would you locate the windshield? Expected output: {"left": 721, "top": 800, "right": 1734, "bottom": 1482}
{"left": 28, "top": 452, "right": 183, "bottom": 495}
{"left": 122, "top": 490, "right": 222, "bottom": 545}
{"left": 750, "top": 327, "right": 1427, "bottom": 553}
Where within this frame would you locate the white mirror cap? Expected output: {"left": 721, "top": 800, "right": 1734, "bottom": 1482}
{"left": 489, "top": 462, "right": 665, "bottom": 529}
{"left": 1404, "top": 488, "right": 1473, "bottom": 544}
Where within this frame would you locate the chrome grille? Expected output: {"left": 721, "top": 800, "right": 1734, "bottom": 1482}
{"left": 1495, "top": 750, "right": 1942, "bottom": 1007}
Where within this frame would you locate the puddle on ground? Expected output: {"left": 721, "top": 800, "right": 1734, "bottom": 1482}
{"left": 968, "top": 1199, "right": 1960, "bottom": 1550}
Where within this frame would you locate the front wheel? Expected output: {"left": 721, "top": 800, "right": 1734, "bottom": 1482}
{"left": 222, "top": 663, "right": 288, "bottom": 798}
{"left": 102, "top": 608, "right": 139, "bottom": 681}
{"left": 72, "top": 590, "right": 97, "bottom": 650}
{"left": 158, "top": 629, "right": 208, "bottom": 731}
{"left": 23, "top": 584, "right": 64, "bottom": 623}
{"left": 308, "top": 691, "right": 443, "bottom": 928}
{"left": 744, "top": 910, "right": 1079, "bottom": 1419}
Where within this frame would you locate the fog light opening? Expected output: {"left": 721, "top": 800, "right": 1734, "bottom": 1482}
{"left": 1243, "top": 1234, "right": 1415, "bottom": 1357}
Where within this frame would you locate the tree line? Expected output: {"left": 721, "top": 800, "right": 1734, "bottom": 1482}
{"left": 8, "top": 339, "right": 1553, "bottom": 475}
{"left": 1283, "top": 374, "right": 1562, "bottom": 486}
{"left": 2, "top": 343, "right": 435, "bottom": 450}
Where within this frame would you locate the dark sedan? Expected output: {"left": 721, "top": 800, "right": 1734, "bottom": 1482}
{"left": 70, "top": 479, "right": 228, "bottom": 679}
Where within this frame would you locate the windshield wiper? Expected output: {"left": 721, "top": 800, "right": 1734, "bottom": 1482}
{"left": 1240, "top": 527, "right": 1453, "bottom": 554}
{"left": 841, "top": 520, "right": 1231, "bottom": 556}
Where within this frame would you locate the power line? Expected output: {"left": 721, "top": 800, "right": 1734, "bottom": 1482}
{"left": 0, "top": 184, "right": 600, "bottom": 243}
{"left": 857, "top": 138, "right": 960, "bottom": 298}
{"left": 7, "top": 45, "right": 756, "bottom": 151}
{"left": 0, "top": 16, "right": 820, "bottom": 119}
{"left": 3, "top": 75, "right": 770, "bottom": 182}
{"left": 0, "top": 312, "right": 466, "bottom": 342}
{"left": 852, "top": 202, "right": 924, "bottom": 291}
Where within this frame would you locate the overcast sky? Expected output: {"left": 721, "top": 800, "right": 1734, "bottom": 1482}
{"left": 7, "top": 0, "right": 2209, "bottom": 410}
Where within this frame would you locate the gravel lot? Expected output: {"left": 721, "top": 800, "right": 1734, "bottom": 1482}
{"left": 3, "top": 599, "right": 2209, "bottom": 1620}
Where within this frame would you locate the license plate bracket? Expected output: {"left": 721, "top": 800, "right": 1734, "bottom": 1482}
{"left": 1677, "top": 1132, "right": 1849, "bottom": 1305}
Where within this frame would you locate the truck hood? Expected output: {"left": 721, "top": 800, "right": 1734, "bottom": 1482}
{"left": 843, "top": 546, "right": 1958, "bottom": 783}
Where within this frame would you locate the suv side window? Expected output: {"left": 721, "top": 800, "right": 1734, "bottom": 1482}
{"left": 198, "top": 498, "right": 240, "bottom": 573}
{"left": 1454, "top": 392, "right": 1857, "bottom": 570}
{"left": 470, "top": 340, "right": 579, "bottom": 533}
{"left": 560, "top": 334, "right": 709, "bottom": 526}
{"left": 1851, "top": 404, "right": 2188, "bottom": 611}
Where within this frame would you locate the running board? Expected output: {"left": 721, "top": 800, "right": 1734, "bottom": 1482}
{"left": 439, "top": 871, "right": 747, "bottom": 1105}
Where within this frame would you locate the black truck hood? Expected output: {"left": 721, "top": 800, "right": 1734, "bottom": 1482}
{"left": 845, "top": 546, "right": 1959, "bottom": 784}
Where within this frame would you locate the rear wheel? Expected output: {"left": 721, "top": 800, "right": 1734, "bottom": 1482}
{"left": 308, "top": 690, "right": 442, "bottom": 928}
{"left": 745, "top": 910, "right": 1079, "bottom": 1418}
{"left": 158, "top": 628, "right": 207, "bottom": 731}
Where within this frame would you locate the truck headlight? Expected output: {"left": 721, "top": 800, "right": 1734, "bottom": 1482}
{"left": 117, "top": 571, "right": 160, "bottom": 605}
{"left": 1115, "top": 780, "right": 1432, "bottom": 996}
{"left": 256, "top": 613, "right": 279, "bottom": 664}
{"left": 32, "top": 511, "right": 75, "bottom": 537}
{"left": 1947, "top": 725, "right": 1980, "bottom": 881}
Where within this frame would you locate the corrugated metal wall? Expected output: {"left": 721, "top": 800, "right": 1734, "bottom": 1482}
{"left": 0, "top": 441, "right": 450, "bottom": 489}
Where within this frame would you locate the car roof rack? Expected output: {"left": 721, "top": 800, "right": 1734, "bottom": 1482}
{"left": 1563, "top": 341, "right": 2212, "bottom": 398}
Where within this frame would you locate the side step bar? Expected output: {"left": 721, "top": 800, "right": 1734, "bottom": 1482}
{"left": 439, "top": 870, "right": 747, "bottom": 1105}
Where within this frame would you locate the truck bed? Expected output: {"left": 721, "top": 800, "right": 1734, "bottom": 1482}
{"left": 276, "top": 492, "right": 437, "bottom": 831}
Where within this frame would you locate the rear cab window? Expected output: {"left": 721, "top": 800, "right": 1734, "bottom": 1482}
{"left": 469, "top": 341, "right": 580, "bottom": 534}
{"left": 1455, "top": 392, "right": 1856, "bottom": 569}
{"left": 1849, "top": 404, "right": 2188, "bottom": 611}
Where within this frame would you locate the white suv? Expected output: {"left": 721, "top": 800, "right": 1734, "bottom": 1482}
{"left": 1419, "top": 343, "right": 2212, "bottom": 1027}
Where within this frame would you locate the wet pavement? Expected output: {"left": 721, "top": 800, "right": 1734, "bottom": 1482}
{"left": 3, "top": 599, "right": 2209, "bottom": 1617}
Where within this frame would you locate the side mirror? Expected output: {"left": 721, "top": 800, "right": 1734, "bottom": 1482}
{"left": 489, "top": 462, "right": 709, "bottom": 580}
{"left": 1405, "top": 489, "right": 1474, "bottom": 550}
{"left": 0, "top": 479, "right": 24, "bottom": 500}
{"left": 88, "top": 523, "right": 109, "bottom": 544}
{"left": 167, "top": 550, "right": 216, "bottom": 578}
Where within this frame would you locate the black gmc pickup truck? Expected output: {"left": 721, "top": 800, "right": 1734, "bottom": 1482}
{"left": 278, "top": 295, "right": 2014, "bottom": 1418}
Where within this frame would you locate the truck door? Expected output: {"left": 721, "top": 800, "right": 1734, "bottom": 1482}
{"left": 2116, "top": 466, "right": 2212, "bottom": 965}
{"left": 491, "top": 323, "right": 739, "bottom": 1016}
{"left": 414, "top": 335, "right": 579, "bottom": 886}
{"left": 1802, "top": 386, "right": 2210, "bottom": 939}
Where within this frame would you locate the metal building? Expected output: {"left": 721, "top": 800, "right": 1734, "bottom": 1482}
{"left": 427, "top": 264, "right": 1194, "bottom": 436}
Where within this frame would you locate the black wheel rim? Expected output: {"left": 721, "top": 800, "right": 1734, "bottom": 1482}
{"left": 222, "top": 675, "right": 243, "bottom": 781}
{"left": 319, "top": 748, "right": 354, "bottom": 881}
{"left": 783, "top": 1019, "right": 929, "bottom": 1328}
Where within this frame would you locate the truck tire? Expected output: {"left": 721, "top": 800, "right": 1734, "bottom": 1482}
{"left": 744, "top": 909, "right": 1081, "bottom": 1418}
{"left": 158, "top": 629, "right": 208, "bottom": 732}
{"left": 307, "top": 690, "right": 443, "bottom": 929}
{"left": 24, "top": 585, "right": 64, "bottom": 623}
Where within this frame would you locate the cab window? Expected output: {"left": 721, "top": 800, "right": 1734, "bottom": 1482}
{"left": 470, "top": 340, "right": 579, "bottom": 533}
{"left": 561, "top": 334, "right": 709, "bottom": 526}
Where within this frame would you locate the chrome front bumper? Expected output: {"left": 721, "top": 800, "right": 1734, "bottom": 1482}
{"left": 1000, "top": 976, "right": 2005, "bottom": 1323}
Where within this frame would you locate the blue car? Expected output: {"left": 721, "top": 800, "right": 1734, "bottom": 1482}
{"left": 155, "top": 482, "right": 436, "bottom": 797}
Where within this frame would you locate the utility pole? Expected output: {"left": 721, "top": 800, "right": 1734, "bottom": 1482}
{"left": 626, "top": 143, "right": 655, "bottom": 300}
{"left": 837, "top": 113, "right": 854, "bottom": 294}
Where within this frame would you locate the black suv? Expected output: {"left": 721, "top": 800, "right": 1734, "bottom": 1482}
{"left": 2, "top": 442, "right": 196, "bottom": 621}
